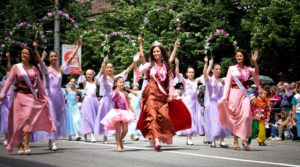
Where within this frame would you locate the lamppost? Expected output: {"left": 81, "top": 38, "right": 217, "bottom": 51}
{"left": 54, "top": 0, "right": 61, "bottom": 65}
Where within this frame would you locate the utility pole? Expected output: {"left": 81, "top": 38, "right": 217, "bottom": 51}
{"left": 54, "top": 0, "right": 61, "bottom": 65}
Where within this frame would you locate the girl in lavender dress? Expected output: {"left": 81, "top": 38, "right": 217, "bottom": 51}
{"left": 0, "top": 80, "right": 13, "bottom": 146}
{"left": 175, "top": 60, "right": 205, "bottom": 145}
{"left": 0, "top": 51, "right": 13, "bottom": 146}
{"left": 203, "top": 56, "right": 230, "bottom": 148}
{"left": 94, "top": 55, "right": 137, "bottom": 143}
{"left": 33, "top": 39, "right": 81, "bottom": 150}
{"left": 101, "top": 76, "right": 135, "bottom": 152}
{"left": 78, "top": 68, "right": 99, "bottom": 142}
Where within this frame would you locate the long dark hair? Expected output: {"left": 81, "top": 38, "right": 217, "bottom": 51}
{"left": 113, "top": 76, "right": 124, "bottom": 90}
{"left": 234, "top": 49, "right": 251, "bottom": 66}
{"left": 20, "top": 47, "right": 43, "bottom": 78}
{"left": 148, "top": 45, "right": 172, "bottom": 87}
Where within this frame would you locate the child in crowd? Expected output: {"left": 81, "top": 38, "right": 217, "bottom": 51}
{"left": 250, "top": 89, "right": 271, "bottom": 146}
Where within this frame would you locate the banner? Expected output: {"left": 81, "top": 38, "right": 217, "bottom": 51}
{"left": 62, "top": 44, "right": 81, "bottom": 74}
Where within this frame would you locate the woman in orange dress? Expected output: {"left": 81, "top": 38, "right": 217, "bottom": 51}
{"left": 135, "top": 36, "right": 191, "bottom": 151}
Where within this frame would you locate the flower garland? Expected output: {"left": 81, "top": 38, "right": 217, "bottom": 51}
{"left": 142, "top": 6, "right": 181, "bottom": 35}
{"left": 82, "top": 30, "right": 137, "bottom": 57}
{"left": 237, "top": 64, "right": 250, "bottom": 82}
{"left": 0, "top": 10, "right": 78, "bottom": 56}
{"left": 0, "top": 22, "right": 46, "bottom": 55}
{"left": 203, "top": 29, "right": 239, "bottom": 55}
{"left": 40, "top": 10, "right": 78, "bottom": 29}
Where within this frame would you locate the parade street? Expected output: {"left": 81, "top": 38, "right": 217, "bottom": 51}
{"left": 0, "top": 135, "right": 299, "bottom": 167}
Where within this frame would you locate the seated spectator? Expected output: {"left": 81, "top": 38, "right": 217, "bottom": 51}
{"left": 278, "top": 111, "right": 296, "bottom": 140}
{"left": 269, "top": 113, "right": 282, "bottom": 140}
{"left": 287, "top": 113, "right": 297, "bottom": 140}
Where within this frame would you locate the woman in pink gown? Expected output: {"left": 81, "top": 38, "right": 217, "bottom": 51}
{"left": 0, "top": 43, "right": 56, "bottom": 154}
{"left": 218, "top": 49, "right": 260, "bottom": 151}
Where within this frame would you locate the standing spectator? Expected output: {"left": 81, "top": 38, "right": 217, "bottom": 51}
{"left": 249, "top": 84, "right": 258, "bottom": 98}
{"left": 280, "top": 83, "right": 294, "bottom": 112}
{"left": 270, "top": 86, "right": 282, "bottom": 112}
{"left": 291, "top": 85, "right": 300, "bottom": 139}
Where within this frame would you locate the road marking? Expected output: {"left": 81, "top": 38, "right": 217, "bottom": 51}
{"left": 63, "top": 140, "right": 300, "bottom": 167}
{"left": 167, "top": 151, "right": 300, "bottom": 167}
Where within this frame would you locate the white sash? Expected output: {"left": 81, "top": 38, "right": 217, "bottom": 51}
{"left": 232, "top": 75, "right": 250, "bottom": 98}
{"left": 16, "top": 63, "right": 38, "bottom": 98}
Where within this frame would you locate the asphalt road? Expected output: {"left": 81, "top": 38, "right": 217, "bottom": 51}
{"left": 0, "top": 135, "right": 299, "bottom": 167}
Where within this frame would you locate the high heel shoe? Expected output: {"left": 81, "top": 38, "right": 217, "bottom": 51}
{"left": 241, "top": 143, "right": 251, "bottom": 151}
{"left": 233, "top": 141, "right": 241, "bottom": 150}
{"left": 154, "top": 144, "right": 161, "bottom": 151}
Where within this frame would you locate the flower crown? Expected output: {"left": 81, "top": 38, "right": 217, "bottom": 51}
{"left": 152, "top": 41, "right": 163, "bottom": 47}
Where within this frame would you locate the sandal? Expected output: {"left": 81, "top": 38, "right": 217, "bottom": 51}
{"left": 242, "top": 142, "right": 251, "bottom": 151}
{"left": 234, "top": 141, "right": 241, "bottom": 150}
{"left": 18, "top": 143, "right": 24, "bottom": 155}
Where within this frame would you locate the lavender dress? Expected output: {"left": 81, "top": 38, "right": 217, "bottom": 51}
{"left": 204, "top": 77, "right": 230, "bottom": 141}
{"left": 0, "top": 82, "right": 13, "bottom": 134}
{"left": 94, "top": 75, "right": 113, "bottom": 135}
{"left": 180, "top": 79, "right": 205, "bottom": 135}
{"left": 94, "top": 71, "right": 127, "bottom": 135}
{"left": 81, "top": 81, "right": 98, "bottom": 134}
{"left": 32, "top": 70, "right": 67, "bottom": 140}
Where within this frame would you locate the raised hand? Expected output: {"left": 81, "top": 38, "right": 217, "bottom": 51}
{"left": 33, "top": 41, "right": 38, "bottom": 48}
{"left": 133, "top": 52, "right": 140, "bottom": 62}
{"left": 204, "top": 56, "right": 208, "bottom": 63}
{"left": 175, "top": 39, "right": 180, "bottom": 48}
{"left": 103, "top": 56, "right": 109, "bottom": 64}
{"left": 252, "top": 50, "right": 259, "bottom": 62}
{"left": 41, "top": 50, "right": 47, "bottom": 61}
{"left": 138, "top": 34, "right": 142, "bottom": 44}
{"left": 209, "top": 57, "right": 214, "bottom": 65}
{"left": 5, "top": 51, "right": 10, "bottom": 57}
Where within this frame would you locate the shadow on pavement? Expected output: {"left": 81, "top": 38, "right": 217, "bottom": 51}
{"left": 0, "top": 155, "right": 58, "bottom": 167}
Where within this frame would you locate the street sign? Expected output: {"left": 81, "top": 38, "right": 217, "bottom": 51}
{"left": 62, "top": 44, "right": 81, "bottom": 74}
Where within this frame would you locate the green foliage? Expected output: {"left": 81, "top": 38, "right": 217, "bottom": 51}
{"left": 0, "top": 0, "right": 90, "bottom": 79}
{"left": 1, "top": 0, "right": 300, "bottom": 82}
{"left": 242, "top": 0, "right": 300, "bottom": 80}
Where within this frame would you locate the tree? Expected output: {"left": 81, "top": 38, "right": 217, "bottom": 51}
{"left": 242, "top": 0, "right": 300, "bottom": 81}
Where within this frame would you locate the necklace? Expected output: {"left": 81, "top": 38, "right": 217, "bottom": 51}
{"left": 237, "top": 64, "right": 250, "bottom": 82}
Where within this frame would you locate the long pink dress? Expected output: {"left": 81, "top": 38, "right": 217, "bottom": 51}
{"left": 218, "top": 65, "right": 259, "bottom": 140}
{"left": 0, "top": 64, "right": 56, "bottom": 152}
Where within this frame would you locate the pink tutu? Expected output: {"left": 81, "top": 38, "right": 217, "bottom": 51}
{"left": 101, "top": 109, "right": 135, "bottom": 130}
